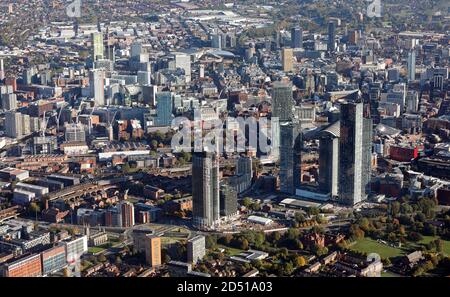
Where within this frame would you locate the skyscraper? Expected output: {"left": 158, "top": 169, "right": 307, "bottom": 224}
{"left": 338, "top": 102, "right": 372, "bottom": 206}
{"left": 318, "top": 121, "right": 340, "bottom": 198}
{"left": 172, "top": 52, "right": 191, "bottom": 83}
{"left": 192, "top": 151, "right": 220, "bottom": 229}
{"left": 211, "top": 33, "right": 222, "bottom": 49}
{"left": 91, "top": 32, "right": 104, "bottom": 61}
{"left": 281, "top": 48, "right": 294, "bottom": 72}
{"left": 328, "top": 21, "right": 336, "bottom": 52}
{"left": 279, "top": 122, "right": 302, "bottom": 194}
{"left": 0, "top": 59, "right": 4, "bottom": 81}
{"left": 272, "top": 81, "right": 294, "bottom": 122}
{"left": 291, "top": 27, "right": 303, "bottom": 49}
{"left": 219, "top": 184, "right": 237, "bottom": 217}
{"left": 5, "top": 111, "right": 23, "bottom": 138}
{"left": 407, "top": 50, "right": 416, "bottom": 82}
{"left": 89, "top": 69, "right": 105, "bottom": 106}
{"left": 155, "top": 92, "right": 174, "bottom": 126}
{"left": 1, "top": 93, "right": 17, "bottom": 111}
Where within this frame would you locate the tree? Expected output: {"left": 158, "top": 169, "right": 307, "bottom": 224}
{"left": 240, "top": 239, "right": 249, "bottom": 250}
{"left": 423, "top": 223, "right": 437, "bottom": 236}
{"left": 205, "top": 235, "right": 217, "bottom": 249}
{"left": 435, "top": 239, "right": 444, "bottom": 253}
{"left": 408, "top": 232, "right": 423, "bottom": 242}
{"left": 295, "top": 212, "right": 306, "bottom": 223}
{"left": 221, "top": 234, "right": 233, "bottom": 246}
{"left": 254, "top": 232, "right": 265, "bottom": 247}
{"left": 283, "top": 262, "right": 294, "bottom": 275}
{"left": 295, "top": 256, "right": 307, "bottom": 267}
{"left": 242, "top": 197, "right": 252, "bottom": 208}
{"left": 28, "top": 202, "right": 41, "bottom": 215}
{"left": 307, "top": 207, "right": 320, "bottom": 217}
{"left": 98, "top": 254, "right": 107, "bottom": 262}
{"left": 296, "top": 240, "right": 304, "bottom": 250}
{"left": 389, "top": 201, "right": 401, "bottom": 217}
{"left": 286, "top": 228, "right": 300, "bottom": 241}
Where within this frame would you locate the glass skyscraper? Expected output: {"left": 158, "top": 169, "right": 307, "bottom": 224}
{"left": 272, "top": 81, "right": 294, "bottom": 122}
{"left": 155, "top": 92, "right": 174, "bottom": 126}
{"left": 338, "top": 102, "right": 372, "bottom": 205}
{"left": 328, "top": 21, "right": 336, "bottom": 52}
{"left": 291, "top": 27, "right": 303, "bottom": 49}
{"left": 279, "top": 121, "right": 302, "bottom": 195}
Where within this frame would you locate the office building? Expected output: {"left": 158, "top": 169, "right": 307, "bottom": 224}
{"left": 279, "top": 122, "right": 302, "bottom": 194}
{"left": 105, "top": 206, "right": 122, "bottom": 227}
{"left": 155, "top": 92, "right": 173, "bottom": 126}
{"left": 220, "top": 183, "right": 238, "bottom": 217}
{"left": 407, "top": 50, "right": 416, "bottom": 82}
{"left": 1, "top": 93, "right": 17, "bottom": 111}
{"left": 235, "top": 156, "right": 253, "bottom": 192}
{"left": 281, "top": 48, "right": 294, "bottom": 72}
{"left": 145, "top": 235, "right": 161, "bottom": 267}
{"left": 272, "top": 81, "right": 294, "bottom": 122}
{"left": 1, "top": 254, "right": 42, "bottom": 277}
{"left": 318, "top": 121, "right": 340, "bottom": 197}
{"left": 338, "top": 102, "right": 372, "bottom": 205}
{"left": 211, "top": 33, "right": 222, "bottom": 49}
{"left": 0, "top": 58, "right": 4, "bottom": 81}
{"left": 171, "top": 52, "right": 191, "bottom": 83}
{"left": 137, "top": 71, "right": 152, "bottom": 85}
{"left": 5, "top": 111, "right": 22, "bottom": 138}
{"left": 328, "top": 21, "right": 336, "bottom": 52}
{"left": 41, "top": 245, "right": 67, "bottom": 276}
{"left": 64, "top": 236, "right": 88, "bottom": 264}
{"left": 291, "top": 27, "right": 303, "bottom": 49}
{"left": 91, "top": 32, "right": 104, "bottom": 61}
{"left": 187, "top": 235, "right": 206, "bottom": 264}
{"left": 406, "top": 91, "right": 419, "bottom": 113}
{"left": 192, "top": 151, "right": 220, "bottom": 229}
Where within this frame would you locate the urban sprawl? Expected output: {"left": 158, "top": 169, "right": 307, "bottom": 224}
{"left": 0, "top": 0, "right": 449, "bottom": 278}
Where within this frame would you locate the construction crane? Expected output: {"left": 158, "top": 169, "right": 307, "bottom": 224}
{"left": 55, "top": 102, "right": 69, "bottom": 132}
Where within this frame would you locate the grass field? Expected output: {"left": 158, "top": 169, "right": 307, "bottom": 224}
{"left": 349, "top": 238, "right": 404, "bottom": 259}
{"left": 88, "top": 246, "right": 106, "bottom": 254}
{"left": 350, "top": 236, "right": 450, "bottom": 259}
{"left": 417, "top": 236, "right": 450, "bottom": 256}
{"left": 217, "top": 245, "right": 243, "bottom": 256}
{"left": 381, "top": 270, "right": 402, "bottom": 277}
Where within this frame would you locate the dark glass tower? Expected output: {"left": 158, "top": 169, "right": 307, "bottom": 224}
{"left": 279, "top": 121, "right": 302, "bottom": 194}
{"left": 338, "top": 102, "right": 372, "bottom": 205}
{"left": 328, "top": 21, "right": 336, "bottom": 52}
{"left": 272, "top": 81, "right": 294, "bottom": 122}
{"left": 291, "top": 27, "right": 303, "bottom": 49}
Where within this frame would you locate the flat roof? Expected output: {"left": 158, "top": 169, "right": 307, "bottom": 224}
{"left": 279, "top": 198, "right": 322, "bottom": 208}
